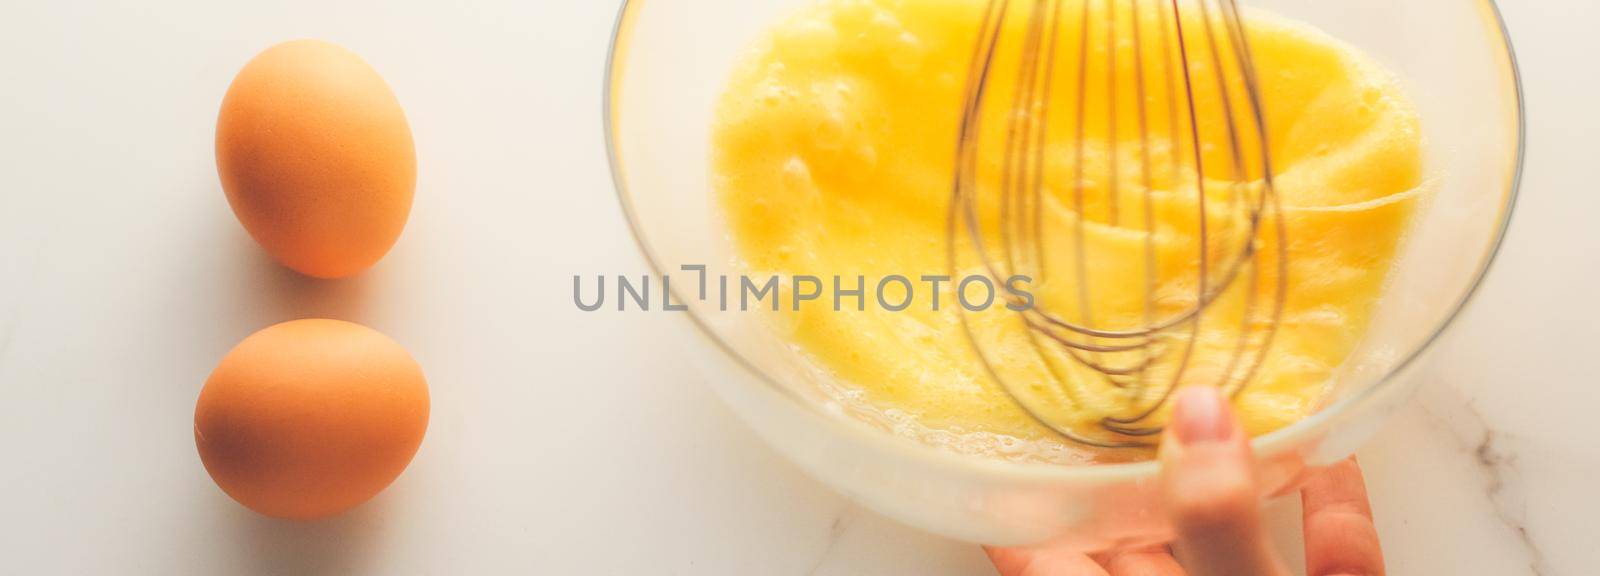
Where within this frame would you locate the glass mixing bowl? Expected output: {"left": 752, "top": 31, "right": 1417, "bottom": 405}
{"left": 605, "top": 0, "right": 1523, "bottom": 549}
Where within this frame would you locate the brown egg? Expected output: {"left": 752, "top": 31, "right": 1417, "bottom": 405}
{"left": 216, "top": 40, "right": 415, "bottom": 279}
{"left": 195, "top": 319, "right": 429, "bottom": 520}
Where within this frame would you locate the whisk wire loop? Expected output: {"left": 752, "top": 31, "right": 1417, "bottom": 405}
{"left": 949, "top": 0, "right": 1288, "bottom": 447}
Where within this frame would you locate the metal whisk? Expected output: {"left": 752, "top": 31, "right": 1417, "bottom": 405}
{"left": 947, "top": 0, "right": 1288, "bottom": 448}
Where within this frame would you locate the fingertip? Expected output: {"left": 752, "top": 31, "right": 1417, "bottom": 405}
{"left": 1158, "top": 387, "right": 1253, "bottom": 492}
{"left": 984, "top": 545, "right": 1112, "bottom": 576}
{"left": 1303, "top": 458, "right": 1385, "bottom": 576}
{"left": 983, "top": 546, "right": 1028, "bottom": 575}
{"left": 1169, "top": 386, "right": 1238, "bottom": 446}
{"left": 1097, "top": 545, "right": 1185, "bottom": 576}
{"left": 1158, "top": 388, "right": 1282, "bottom": 575}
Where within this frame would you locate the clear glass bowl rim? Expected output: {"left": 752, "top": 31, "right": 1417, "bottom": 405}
{"left": 601, "top": 0, "right": 1527, "bottom": 482}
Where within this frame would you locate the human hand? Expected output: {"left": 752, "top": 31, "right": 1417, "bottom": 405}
{"left": 985, "top": 386, "right": 1385, "bottom": 576}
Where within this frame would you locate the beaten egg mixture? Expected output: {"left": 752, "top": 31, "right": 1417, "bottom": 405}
{"left": 713, "top": 0, "right": 1422, "bottom": 460}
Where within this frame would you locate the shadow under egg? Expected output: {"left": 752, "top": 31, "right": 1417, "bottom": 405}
{"left": 226, "top": 498, "right": 390, "bottom": 576}
{"left": 242, "top": 246, "right": 378, "bottom": 327}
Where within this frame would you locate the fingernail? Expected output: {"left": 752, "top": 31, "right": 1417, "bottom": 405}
{"left": 1172, "top": 386, "right": 1233, "bottom": 446}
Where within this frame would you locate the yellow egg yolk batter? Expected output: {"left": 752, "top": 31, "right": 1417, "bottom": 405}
{"left": 713, "top": 0, "right": 1422, "bottom": 461}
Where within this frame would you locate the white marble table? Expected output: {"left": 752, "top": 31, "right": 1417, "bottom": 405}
{"left": 0, "top": 0, "right": 1592, "bottom": 574}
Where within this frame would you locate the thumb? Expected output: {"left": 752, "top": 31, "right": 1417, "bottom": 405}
{"left": 1158, "top": 386, "right": 1288, "bottom": 576}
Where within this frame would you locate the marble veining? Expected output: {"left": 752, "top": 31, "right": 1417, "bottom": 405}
{"left": 806, "top": 506, "right": 859, "bottom": 576}
{"left": 1417, "top": 382, "right": 1548, "bottom": 575}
